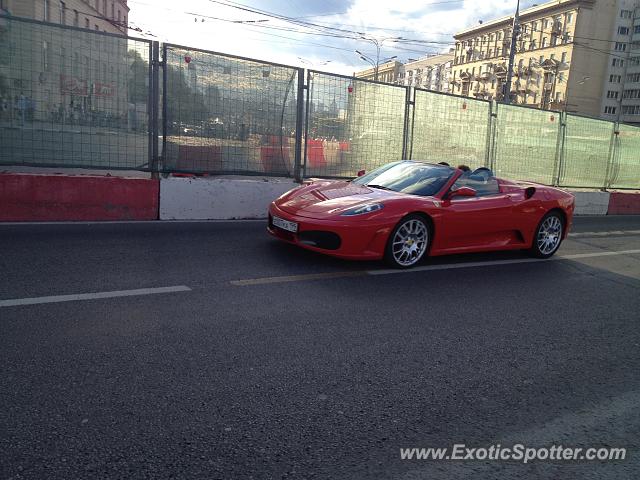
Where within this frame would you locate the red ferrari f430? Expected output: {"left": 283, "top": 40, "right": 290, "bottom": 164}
{"left": 268, "top": 161, "right": 575, "bottom": 268}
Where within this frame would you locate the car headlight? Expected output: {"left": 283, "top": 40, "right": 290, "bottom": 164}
{"left": 341, "top": 203, "right": 384, "bottom": 216}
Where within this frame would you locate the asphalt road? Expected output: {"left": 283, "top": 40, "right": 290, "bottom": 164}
{"left": 1, "top": 216, "right": 639, "bottom": 480}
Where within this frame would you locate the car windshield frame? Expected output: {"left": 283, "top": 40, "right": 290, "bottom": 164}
{"left": 352, "top": 161, "right": 456, "bottom": 198}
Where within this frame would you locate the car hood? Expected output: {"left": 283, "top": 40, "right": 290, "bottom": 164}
{"left": 277, "top": 180, "right": 401, "bottom": 219}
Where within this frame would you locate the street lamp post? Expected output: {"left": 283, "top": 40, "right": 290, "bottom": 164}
{"left": 355, "top": 49, "right": 397, "bottom": 82}
{"left": 504, "top": 0, "right": 521, "bottom": 104}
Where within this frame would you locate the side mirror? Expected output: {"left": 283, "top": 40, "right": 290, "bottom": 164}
{"left": 357, "top": 170, "right": 366, "bottom": 177}
{"left": 448, "top": 186, "right": 477, "bottom": 199}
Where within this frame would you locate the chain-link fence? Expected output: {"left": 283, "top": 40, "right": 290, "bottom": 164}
{"left": 0, "top": 16, "right": 152, "bottom": 170}
{"left": 304, "top": 71, "right": 406, "bottom": 178}
{"left": 162, "top": 45, "right": 301, "bottom": 176}
{"left": 1, "top": 15, "right": 639, "bottom": 189}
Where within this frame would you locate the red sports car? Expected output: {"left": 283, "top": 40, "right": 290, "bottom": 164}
{"left": 268, "top": 161, "right": 575, "bottom": 268}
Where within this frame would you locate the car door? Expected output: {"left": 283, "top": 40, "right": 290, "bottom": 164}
{"left": 435, "top": 176, "right": 516, "bottom": 253}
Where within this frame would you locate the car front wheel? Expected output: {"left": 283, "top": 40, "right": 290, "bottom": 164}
{"left": 385, "top": 215, "right": 431, "bottom": 269}
{"left": 530, "top": 211, "right": 564, "bottom": 259}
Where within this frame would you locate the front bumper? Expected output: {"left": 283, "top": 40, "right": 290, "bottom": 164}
{"left": 267, "top": 203, "right": 392, "bottom": 260}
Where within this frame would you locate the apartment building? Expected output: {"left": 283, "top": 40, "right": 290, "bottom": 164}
{"left": 0, "top": 0, "right": 132, "bottom": 123}
{"left": 397, "top": 51, "right": 455, "bottom": 93}
{"left": 451, "top": 0, "right": 640, "bottom": 123}
{"left": 0, "top": 0, "right": 129, "bottom": 34}
{"left": 354, "top": 60, "right": 403, "bottom": 84}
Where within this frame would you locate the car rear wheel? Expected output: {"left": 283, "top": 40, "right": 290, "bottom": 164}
{"left": 385, "top": 215, "right": 431, "bottom": 269}
{"left": 530, "top": 211, "right": 564, "bottom": 259}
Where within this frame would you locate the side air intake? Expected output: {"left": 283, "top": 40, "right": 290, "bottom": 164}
{"left": 525, "top": 187, "right": 536, "bottom": 199}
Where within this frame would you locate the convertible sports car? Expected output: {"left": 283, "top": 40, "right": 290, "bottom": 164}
{"left": 268, "top": 161, "right": 575, "bottom": 268}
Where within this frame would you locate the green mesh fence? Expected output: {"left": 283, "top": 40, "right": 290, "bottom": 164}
{"left": 411, "top": 90, "right": 490, "bottom": 170}
{"left": 559, "top": 114, "right": 614, "bottom": 188}
{"left": 0, "top": 16, "right": 151, "bottom": 169}
{"left": 610, "top": 124, "right": 640, "bottom": 189}
{"left": 305, "top": 72, "right": 406, "bottom": 178}
{"left": 493, "top": 104, "right": 560, "bottom": 185}
{"left": 163, "top": 46, "right": 300, "bottom": 176}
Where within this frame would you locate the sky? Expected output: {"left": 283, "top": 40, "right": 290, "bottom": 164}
{"left": 128, "top": 0, "right": 540, "bottom": 74}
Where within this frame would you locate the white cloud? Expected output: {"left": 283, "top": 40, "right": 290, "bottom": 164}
{"left": 129, "top": 0, "right": 536, "bottom": 74}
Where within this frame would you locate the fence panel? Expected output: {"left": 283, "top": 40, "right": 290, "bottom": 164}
{"left": 559, "top": 114, "right": 614, "bottom": 188}
{"left": 162, "top": 45, "right": 300, "bottom": 176}
{"left": 610, "top": 124, "right": 640, "bottom": 189}
{"left": 0, "top": 16, "right": 151, "bottom": 170}
{"left": 493, "top": 104, "right": 560, "bottom": 184}
{"left": 305, "top": 72, "right": 406, "bottom": 178}
{"left": 411, "top": 90, "right": 490, "bottom": 170}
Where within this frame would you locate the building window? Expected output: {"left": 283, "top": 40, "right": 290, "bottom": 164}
{"left": 555, "top": 92, "right": 562, "bottom": 103}
{"left": 627, "top": 73, "right": 640, "bottom": 82}
{"left": 73, "top": 9, "right": 79, "bottom": 26}
{"left": 618, "top": 26, "right": 630, "bottom": 35}
{"left": 613, "top": 58, "right": 624, "bottom": 67}
{"left": 117, "top": 10, "right": 121, "bottom": 23}
{"left": 607, "top": 91, "right": 619, "bottom": 99}
{"left": 103, "top": 0, "right": 107, "bottom": 15}
{"left": 635, "top": 25, "right": 640, "bottom": 34}
{"left": 95, "top": 0, "right": 99, "bottom": 10}
{"left": 95, "top": 24, "right": 99, "bottom": 30}
{"left": 621, "top": 10, "right": 632, "bottom": 19}
{"left": 111, "top": 2, "right": 115, "bottom": 19}
{"left": 539, "top": 55, "right": 545, "bottom": 64}
{"left": 623, "top": 89, "right": 640, "bottom": 99}
{"left": 543, "top": 19, "right": 549, "bottom": 29}
{"left": 610, "top": 74, "right": 622, "bottom": 83}
{"left": 566, "top": 12, "right": 573, "bottom": 24}
{"left": 44, "top": 0, "right": 50, "bottom": 21}
{"left": 622, "top": 105, "right": 640, "bottom": 115}
{"left": 542, "top": 37, "right": 547, "bottom": 48}
{"left": 604, "top": 106, "right": 617, "bottom": 115}
{"left": 530, "top": 39, "right": 537, "bottom": 49}
{"left": 614, "top": 42, "right": 627, "bottom": 51}
{"left": 561, "top": 52, "right": 567, "bottom": 63}
{"left": 59, "top": 1, "right": 66, "bottom": 24}
{"left": 532, "top": 21, "right": 538, "bottom": 32}
{"left": 42, "top": 41, "right": 49, "bottom": 71}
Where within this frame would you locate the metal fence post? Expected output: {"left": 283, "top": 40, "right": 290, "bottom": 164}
{"left": 293, "top": 68, "right": 305, "bottom": 183}
{"left": 302, "top": 70, "right": 312, "bottom": 180}
{"left": 604, "top": 123, "right": 620, "bottom": 190}
{"left": 161, "top": 44, "right": 168, "bottom": 173}
{"left": 149, "top": 41, "right": 160, "bottom": 176}
{"left": 402, "top": 86, "right": 413, "bottom": 160}
{"left": 486, "top": 101, "right": 497, "bottom": 170}
{"left": 552, "top": 111, "right": 567, "bottom": 187}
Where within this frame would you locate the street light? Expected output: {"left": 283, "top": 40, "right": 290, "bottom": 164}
{"left": 356, "top": 35, "right": 402, "bottom": 81}
{"left": 297, "top": 57, "right": 331, "bottom": 69}
{"left": 355, "top": 49, "right": 398, "bottom": 82}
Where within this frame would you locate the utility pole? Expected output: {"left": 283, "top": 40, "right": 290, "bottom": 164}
{"left": 504, "top": 0, "right": 521, "bottom": 104}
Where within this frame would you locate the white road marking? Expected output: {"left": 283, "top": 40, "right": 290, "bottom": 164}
{"left": 368, "top": 250, "right": 640, "bottom": 276}
{"left": 570, "top": 230, "right": 640, "bottom": 238}
{"left": 0, "top": 286, "right": 192, "bottom": 308}
{"left": 230, "top": 249, "right": 640, "bottom": 285}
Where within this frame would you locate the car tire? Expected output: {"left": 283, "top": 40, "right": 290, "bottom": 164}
{"left": 384, "top": 214, "right": 431, "bottom": 269}
{"left": 530, "top": 211, "right": 564, "bottom": 259}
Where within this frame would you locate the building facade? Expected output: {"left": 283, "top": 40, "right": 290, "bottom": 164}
{"left": 354, "top": 60, "right": 403, "bottom": 84}
{"left": 397, "top": 51, "right": 455, "bottom": 92}
{"left": 451, "top": 0, "right": 640, "bottom": 123}
{"left": 0, "top": 0, "right": 134, "bottom": 126}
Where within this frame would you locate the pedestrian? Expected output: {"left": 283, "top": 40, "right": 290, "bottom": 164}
{"left": 17, "top": 92, "right": 26, "bottom": 126}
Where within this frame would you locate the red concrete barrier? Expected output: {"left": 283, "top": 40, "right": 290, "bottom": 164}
{"left": 260, "top": 146, "right": 291, "bottom": 174}
{"left": 307, "top": 140, "right": 326, "bottom": 168}
{"left": 608, "top": 192, "right": 640, "bottom": 215}
{"left": 0, "top": 173, "right": 159, "bottom": 221}
{"left": 176, "top": 145, "right": 222, "bottom": 172}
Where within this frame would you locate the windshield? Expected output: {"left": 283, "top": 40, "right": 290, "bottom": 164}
{"left": 353, "top": 161, "right": 455, "bottom": 197}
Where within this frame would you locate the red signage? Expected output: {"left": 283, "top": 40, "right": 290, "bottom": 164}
{"left": 93, "top": 82, "right": 116, "bottom": 97}
{"left": 60, "top": 75, "right": 88, "bottom": 96}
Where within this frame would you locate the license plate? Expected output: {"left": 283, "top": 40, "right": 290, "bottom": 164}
{"left": 272, "top": 215, "right": 298, "bottom": 233}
